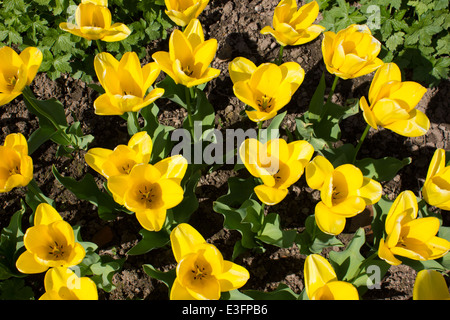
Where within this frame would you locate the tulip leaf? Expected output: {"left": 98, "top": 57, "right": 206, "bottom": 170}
{"left": 321, "top": 143, "right": 357, "bottom": 167}
{"left": 143, "top": 263, "right": 176, "bottom": 291}
{"left": 0, "top": 278, "right": 34, "bottom": 300}
{"left": 256, "top": 213, "right": 297, "bottom": 248}
{"left": 371, "top": 196, "right": 392, "bottom": 245}
{"left": 90, "top": 255, "right": 125, "bottom": 293}
{"left": 221, "top": 289, "right": 254, "bottom": 300}
{"left": 52, "top": 166, "right": 124, "bottom": 220}
{"left": 156, "top": 76, "right": 187, "bottom": 108}
{"left": 127, "top": 229, "right": 170, "bottom": 256}
{"left": 305, "top": 72, "right": 326, "bottom": 121}
{"left": 242, "top": 283, "right": 299, "bottom": 300}
{"left": 259, "top": 111, "right": 287, "bottom": 144}
{"left": 355, "top": 156, "right": 412, "bottom": 181}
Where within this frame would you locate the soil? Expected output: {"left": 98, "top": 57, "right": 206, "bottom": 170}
{"left": 1, "top": 0, "right": 449, "bottom": 300}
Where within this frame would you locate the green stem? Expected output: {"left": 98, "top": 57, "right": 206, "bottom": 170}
{"left": 128, "top": 111, "right": 141, "bottom": 134}
{"left": 276, "top": 45, "right": 285, "bottom": 65}
{"left": 185, "top": 86, "right": 194, "bottom": 136}
{"left": 27, "top": 178, "right": 51, "bottom": 205}
{"left": 95, "top": 40, "right": 104, "bottom": 54}
{"left": 260, "top": 202, "right": 266, "bottom": 226}
{"left": 257, "top": 121, "right": 262, "bottom": 141}
{"left": 318, "top": 75, "right": 339, "bottom": 123}
{"left": 352, "top": 250, "right": 379, "bottom": 282}
{"left": 353, "top": 124, "right": 371, "bottom": 164}
{"left": 22, "top": 87, "right": 72, "bottom": 146}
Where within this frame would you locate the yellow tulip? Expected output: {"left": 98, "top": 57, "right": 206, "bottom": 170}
{"left": 378, "top": 191, "right": 450, "bottom": 266}
{"left": 422, "top": 148, "right": 450, "bottom": 210}
{"left": 16, "top": 204, "right": 86, "bottom": 274}
{"left": 0, "top": 133, "right": 33, "bottom": 193}
{"left": 413, "top": 269, "right": 450, "bottom": 300}
{"left": 107, "top": 156, "right": 188, "bottom": 231}
{"left": 0, "top": 46, "right": 42, "bottom": 106}
{"left": 152, "top": 19, "right": 220, "bottom": 88}
{"left": 322, "top": 24, "right": 383, "bottom": 79}
{"left": 304, "top": 254, "right": 359, "bottom": 300}
{"left": 39, "top": 267, "right": 98, "bottom": 300}
{"left": 261, "top": 0, "right": 325, "bottom": 46}
{"left": 239, "top": 138, "right": 314, "bottom": 205}
{"left": 59, "top": 0, "right": 131, "bottom": 42}
{"left": 85, "top": 131, "right": 152, "bottom": 179}
{"left": 229, "top": 57, "right": 305, "bottom": 122}
{"left": 93, "top": 52, "right": 164, "bottom": 115}
{"left": 170, "top": 223, "right": 249, "bottom": 300}
{"left": 305, "top": 155, "right": 382, "bottom": 235}
{"left": 360, "top": 62, "right": 429, "bottom": 137}
{"left": 164, "top": 0, "right": 209, "bottom": 27}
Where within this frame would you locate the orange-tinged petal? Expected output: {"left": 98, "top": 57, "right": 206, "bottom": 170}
{"left": 413, "top": 270, "right": 450, "bottom": 300}
{"left": 171, "top": 223, "right": 206, "bottom": 263}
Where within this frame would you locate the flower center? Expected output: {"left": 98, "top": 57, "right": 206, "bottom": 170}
{"left": 138, "top": 185, "right": 156, "bottom": 206}
{"left": 332, "top": 186, "right": 344, "bottom": 202}
{"left": 6, "top": 75, "right": 18, "bottom": 91}
{"left": 120, "top": 160, "right": 135, "bottom": 174}
{"left": 256, "top": 94, "right": 274, "bottom": 112}
{"left": 8, "top": 164, "right": 20, "bottom": 176}
{"left": 191, "top": 264, "right": 208, "bottom": 281}
{"left": 48, "top": 241, "right": 65, "bottom": 260}
{"left": 182, "top": 65, "right": 194, "bottom": 77}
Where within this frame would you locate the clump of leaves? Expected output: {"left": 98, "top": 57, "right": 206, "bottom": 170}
{"left": 318, "top": 0, "right": 450, "bottom": 87}
{"left": 0, "top": 0, "right": 173, "bottom": 82}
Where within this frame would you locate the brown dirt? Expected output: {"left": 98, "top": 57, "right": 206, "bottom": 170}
{"left": 1, "top": 0, "right": 449, "bottom": 300}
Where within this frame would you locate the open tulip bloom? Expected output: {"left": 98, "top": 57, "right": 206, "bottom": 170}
{"left": 0, "top": 46, "right": 42, "bottom": 107}
{"left": 360, "top": 62, "right": 429, "bottom": 137}
{"left": 378, "top": 190, "right": 450, "bottom": 266}
{"left": 261, "top": 0, "right": 325, "bottom": 47}
{"left": 229, "top": 57, "right": 305, "bottom": 122}
{"left": 59, "top": 0, "right": 131, "bottom": 42}
{"left": 422, "top": 148, "right": 450, "bottom": 210}
{"left": 107, "top": 155, "right": 188, "bottom": 231}
{"left": 413, "top": 269, "right": 450, "bottom": 300}
{"left": 164, "top": 0, "right": 210, "bottom": 27}
{"left": 16, "top": 204, "right": 86, "bottom": 274}
{"left": 152, "top": 19, "right": 220, "bottom": 88}
{"left": 0, "top": 133, "right": 33, "bottom": 193}
{"left": 170, "top": 223, "right": 249, "bottom": 300}
{"left": 322, "top": 24, "right": 383, "bottom": 80}
{"left": 85, "top": 131, "right": 152, "bottom": 179}
{"left": 93, "top": 52, "right": 165, "bottom": 115}
{"left": 239, "top": 138, "right": 314, "bottom": 205}
{"left": 40, "top": 267, "right": 98, "bottom": 300}
{"left": 304, "top": 254, "right": 359, "bottom": 300}
{"left": 306, "top": 155, "right": 382, "bottom": 235}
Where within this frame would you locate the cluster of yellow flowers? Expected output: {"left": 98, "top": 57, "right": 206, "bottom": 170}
{"left": 0, "top": 0, "right": 449, "bottom": 300}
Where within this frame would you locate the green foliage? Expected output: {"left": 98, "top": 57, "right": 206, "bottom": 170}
{"left": 0, "top": 0, "right": 173, "bottom": 81}
{"left": 318, "top": 0, "right": 450, "bottom": 86}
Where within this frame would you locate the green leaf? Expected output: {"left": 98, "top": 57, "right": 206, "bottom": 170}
{"left": 143, "top": 264, "right": 176, "bottom": 291}
{"left": 355, "top": 156, "right": 411, "bottom": 181}
{"left": 0, "top": 278, "right": 34, "bottom": 300}
{"left": 127, "top": 229, "right": 170, "bottom": 256}
{"left": 259, "top": 111, "right": 287, "bottom": 144}
{"left": 256, "top": 213, "right": 297, "bottom": 248}
{"left": 90, "top": 255, "right": 125, "bottom": 292}
{"left": 242, "top": 283, "right": 299, "bottom": 300}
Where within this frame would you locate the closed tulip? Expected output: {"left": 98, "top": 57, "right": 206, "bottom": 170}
{"left": 239, "top": 138, "right": 314, "bottom": 205}
{"left": 0, "top": 46, "right": 42, "bottom": 106}
{"left": 322, "top": 24, "right": 383, "bottom": 79}
{"left": 16, "top": 204, "right": 86, "bottom": 274}
{"left": 164, "top": 0, "right": 209, "bottom": 27}
{"left": 413, "top": 269, "right": 450, "bottom": 300}
{"left": 229, "top": 57, "right": 305, "bottom": 122}
{"left": 0, "top": 133, "right": 33, "bottom": 193}
{"left": 422, "top": 148, "right": 450, "bottom": 210}
{"left": 378, "top": 191, "right": 450, "bottom": 266}
{"left": 305, "top": 155, "right": 382, "bottom": 235}
{"left": 59, "top": 0, "right": 131, "bottom": 42}
{"left": 39, "top": 267, "right": 98, "bottom": 300}
{"left": 304, "top": 254, "right": 359, "bottom": 300}
{"left": 170, "top": 223, "right": 249, "bottom": 300}
{"left": 107, "top": 155, "right": 188, "bottom": 231}
{"left": 93, "top": 52, "right": 164, "bottom": 115}
{"left": 85, "top": 131, "right": 152, "bottom": 179}
{"left": 152, "top": 19, "right": 220, "bottom": 88}
{"left": 360, "top": 62, "right": 429, "bottom": 137}
{"left": 261, "top": 0, "right": 325, "bottom": 46}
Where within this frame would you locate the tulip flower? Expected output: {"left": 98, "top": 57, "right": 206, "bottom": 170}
{"left": 0, "top": 46, "right": 42, "bottom": 106}
{"left": 107, "top": 155, "right": 188, "bottom": 231}
{"left": 322, "top": 24, "right": 383, "bottom": 80}
{"left": 359, "top": 62, "right": 429, "bottom": 137}
{"left": 239, "top": 138, "right": 314, "bottom": 205}
{"left": 85, "top": 131, "right": 152, "bottom": 179}
{"left": 378, "top": 190, "right": 450, "bottom": 266}
{"left": 0, "top": 133, "right": 33, "bottom": 193}
{"left": 93, "top": 52, "right": 164, "bottom": 115}
{"left": 59, "top": 0, "right": 131, "bottom": 42}
{"left": 413, "top": 269, "right": 450, "bottom": 300}
{"left": 422, "top": 148, "right": 450, "bottom": 210}
{"left": 170, "top": 223, "right": 249, "bottom": 300}
{"left": 164, "top": 0, "right": 209, "bottom": 27}
{"left": 261, "top": 0, "right": 325, "bottom": 47}
{"left": 229, "top": 57, "right": 305, "bottom": 122}
{"left": 39, "top": 267, "right": 98, "bottom": 300}
{"left": 304, "top": 254, "right": 359, "bottom": 300}
{"left": 152, "top": 19, "right": 220, "bottom": 88}
{"left": 305, "top": 155, "right": 382, "bottom": 235}
{"left": 16, "top": 204, "right": 86, "bottom": 274}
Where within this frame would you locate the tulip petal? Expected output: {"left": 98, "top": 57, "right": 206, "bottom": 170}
{"left": 360, "top": 96, "right": 378, "bottom": 129}
{"left": 15, "top": 250, "right": 49, "bottom": 274}
{"left": 84, "top": 147, "right": 113, "bottom": 176}
{"left": 413, "top": 270, "right": 450, "bottom": 300}
{"left": 306, "top": 155, "right": 334, "bottom": 190}
{"left": 154, "top": 155, "right": 188, "bottom": 183}
{"left": 135, "top": 208, "right": 167, "bottom": 232}
{"left": 358, "top": 177, "right": 382, "bottom": 205}
{"left": 19, "top": 47, "right": 43, "bottom": 85}
{"left": 229, "top": 57, "right": 257, "bottom": 84}
{"left": 378, "top": 238, "right": 402, "bottom": 265}
{"left": 383, "top": 109, "right": 430, "bottom": 137}
{"left": 217, "top": 260, "right": 250, "bottom": 292}
{"left": 304, "top": 254, "right": 337, "bottom": 299}
{"left": 369, "top": 62, "right": 402, "bottom": 103}
{"left": 101, "top": 23, "right": 131, "bottom": 42}
{"left": 254, "top": 184, "right": 288, "bottom": 206}
{"left": 314, "top": 201, "right": 347, "bottom": 235}
{"left": 170, "top": 278, "right": 197, "bottom": 300}
{"left": 311, "top": 281, "right": 359, "bottom": 300}
{"left": 170, "top": 223, "right": 206, "bottom": 263}
{"left": 34, "top": 203, "right": 63, "bottom": 226}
